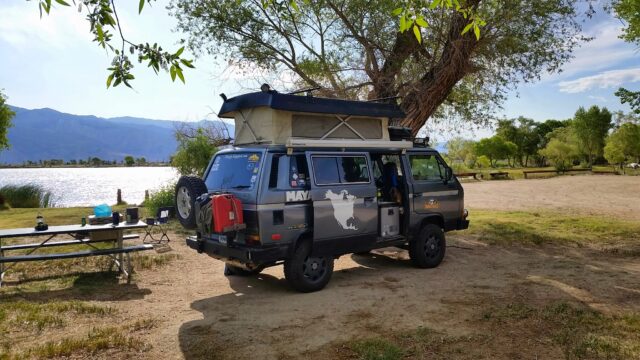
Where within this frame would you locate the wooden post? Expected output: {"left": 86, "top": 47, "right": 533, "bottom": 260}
{"left": 117, "top": 189, "right": 122, "bottom": 205}
{"left": 145, "top": 190, "right": 149, "bottom": 202}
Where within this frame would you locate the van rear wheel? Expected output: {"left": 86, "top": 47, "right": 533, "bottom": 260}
{"left": 409, "top": 224, "right": 446, "bottom": 268}
{"left": 284, "top": 241, "right": 334, "bottom": 293}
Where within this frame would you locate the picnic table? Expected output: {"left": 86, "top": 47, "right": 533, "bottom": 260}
{"left": 0, "top": 221, "right": 152, "bottom": 286}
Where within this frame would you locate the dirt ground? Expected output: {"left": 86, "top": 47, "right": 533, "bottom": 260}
{"left": 6, "top": 175, "right": 640, "bottom": 359}
{"left": 463, "top": 175, "right": 640, "bottom": 220}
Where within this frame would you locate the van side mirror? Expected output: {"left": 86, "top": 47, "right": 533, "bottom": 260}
{"left": 444, "top": 167, "right": 453, "bottom": 183}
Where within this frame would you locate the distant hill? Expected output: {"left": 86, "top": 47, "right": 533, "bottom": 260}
{"left": 0, "top": 106, "right": 233, "bottom": 164}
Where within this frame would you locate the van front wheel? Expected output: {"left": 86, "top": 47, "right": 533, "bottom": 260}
{"left": 284, "top": 241, "right": 334, "bottom": 293}
{"left": 409, "top": 224, "right": 446, "bottom": 268}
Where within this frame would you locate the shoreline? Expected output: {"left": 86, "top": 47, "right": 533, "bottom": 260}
{"left": 0, "top": 164, "right": 171, "bottom": 169}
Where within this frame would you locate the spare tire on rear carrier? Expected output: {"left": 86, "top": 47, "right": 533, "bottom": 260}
{"left": 175, "top": 176, "right": 208, "bottom": 229}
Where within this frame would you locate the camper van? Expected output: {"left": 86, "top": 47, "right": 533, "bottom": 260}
{"left": 175, "top": 87, "right": 469, "bottom": 292}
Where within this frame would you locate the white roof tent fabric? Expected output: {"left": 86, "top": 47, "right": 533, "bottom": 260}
{"left": 218, "top": 91, "right": 409, "bottom": 148}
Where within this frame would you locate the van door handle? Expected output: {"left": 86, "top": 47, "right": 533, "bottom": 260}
{"left": 364, "top": 196, "right": 375, "bottom": 203}
{"left": 413, "top": 193, "right": 423, "bottom": 198}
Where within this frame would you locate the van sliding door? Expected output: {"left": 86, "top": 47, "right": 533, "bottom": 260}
{"left": 306, "top": 152, "right": 378, "bottom": 255}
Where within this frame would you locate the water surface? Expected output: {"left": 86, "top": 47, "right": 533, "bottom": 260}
{"left": 0, "top": 167, "right": 179, "bottom": 207}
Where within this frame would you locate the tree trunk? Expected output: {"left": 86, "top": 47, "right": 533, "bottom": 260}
{"left": 396, "top": 12, "right": 479, "bottom": 136}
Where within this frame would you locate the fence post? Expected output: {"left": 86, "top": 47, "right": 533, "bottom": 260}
{"left": 117, "top": 189, "right": 122, "bottom": 205}
{"left": 145, "top": 190, "right": 150, "bottom": 202}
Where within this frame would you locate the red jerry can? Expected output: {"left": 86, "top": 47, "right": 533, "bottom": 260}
{"left": 212, "top": 194, "right": 244, "bottom": 233}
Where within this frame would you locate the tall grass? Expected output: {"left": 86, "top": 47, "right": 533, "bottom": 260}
{"left": 0, "top": 184, "right": 54, "bottom": 208}
{"left": 144, "top": 183, "right": 175, "bottom": 217}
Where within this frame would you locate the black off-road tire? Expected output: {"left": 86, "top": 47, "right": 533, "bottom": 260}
{"left": 224, "top": 264, "right": 264, "bottom": 276}
{"left": 175, "top": 176, "right": 208, "bottom": 229}
{"left": 284, "top": 241, "right": 334, "bottom": 293}
{"left": 409, "top": 224, "right": 446, "bottom": 268}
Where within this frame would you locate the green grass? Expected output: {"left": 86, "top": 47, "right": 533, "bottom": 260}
{"left": 22, "top": 326, "right": 149, "bottom": 358}
{"left": 0, "top": 184, "right": 54, "bottom": 208}
{"left": 462, "top": 210, "right": 640, "bottom": 251}
{"left": 482, "top": 302, "right": 640, "bottom": 359}
{"left": 349, "top": 339, "right": 404, "bottom": 360}
{"left": 0, "top": 300, "right": 114, "bottom": 332}
{"left": 335, "top": 302, "right": 640, "bottom": 360}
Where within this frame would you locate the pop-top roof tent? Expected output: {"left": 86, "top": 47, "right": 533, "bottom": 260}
{"left": 218, "top": 87, "right": 414, "bottom": 150}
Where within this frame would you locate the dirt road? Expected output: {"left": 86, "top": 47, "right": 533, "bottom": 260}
{"left": 463, "top": 175, "right": 640, "bottom": 220}
{"left": 105, "top": 175, "right": 640, "bottom": 359}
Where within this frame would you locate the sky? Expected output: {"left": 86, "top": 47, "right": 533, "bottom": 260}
{"left": 0, "top": 0, "right": 638, "bottom": 138}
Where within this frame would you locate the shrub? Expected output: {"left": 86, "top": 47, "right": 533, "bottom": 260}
{"left": 476, "top": 155, "right": 491, "bottom": 169}
{"left": 144, "top": 183, "right": 175, "bottom": 217}
{"left": 0, "top": 184, "right": 54, "bottom": 208}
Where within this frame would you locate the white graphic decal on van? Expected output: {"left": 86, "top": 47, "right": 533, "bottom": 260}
{"left": 325, "top": 190, "right": 357, "bottom": 230}
{"left": 286, "top": 190, "right": 310, "bottom": 202}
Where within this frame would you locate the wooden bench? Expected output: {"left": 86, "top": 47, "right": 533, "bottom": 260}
{"left": 0, "top": 234, "right": 139, "bottom": 251}
{"left": 489, "top": 171, "right": 509, "bottom": 179}
{"left": 0, "top": 244, "right": 153, "bottom": 264}
{"left": 523, "top": 169, "right": 557, "bottom": 179}
{"left": 455, "top": 172, "right": 480, "bottom": 180}
{"left": 564, "top": 168, "right": 592, "bottom": 174}
{"left": 523, "top": 168, "right": 592, "bottom": 179}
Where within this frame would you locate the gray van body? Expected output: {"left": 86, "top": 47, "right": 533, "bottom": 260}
{"left": 186, "top": 144, "right": 469, "bottom": 267}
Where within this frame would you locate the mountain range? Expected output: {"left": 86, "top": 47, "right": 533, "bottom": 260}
{"left": 0, "top": 106, "right": 234, "bottom": 164}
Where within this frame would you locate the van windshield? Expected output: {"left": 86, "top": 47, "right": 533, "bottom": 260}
{"left": 205, "top": 152, "right": 262, "bottom": 191}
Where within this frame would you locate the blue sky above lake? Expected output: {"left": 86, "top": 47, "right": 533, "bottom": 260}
{"left": 0, "top": 0, "right": 638, "bottom": 138}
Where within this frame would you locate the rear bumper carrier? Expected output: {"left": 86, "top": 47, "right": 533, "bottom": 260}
{"left": 186, "top": 235, "right": 288, "bottom": 265}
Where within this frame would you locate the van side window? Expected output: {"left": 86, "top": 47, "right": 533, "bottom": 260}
{"left": 312, "top": 156, "right": 370, "bottom": 185}
{"left": 268, "top": 155, "right": 281, "bottom": 188}
{"left": 409, "top": 154, "right": 444, "bottom": 181}
{"left": 289, "top": 155, "right": 309, "bottom": 189}
{"left": 268, "top": 154, "right": 310, "bottom": 189}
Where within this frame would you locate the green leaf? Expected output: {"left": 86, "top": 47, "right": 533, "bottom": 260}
{"left": 415, "top": 17, "right": 428, "bottom": 28}
{"left": 106, "top": 73, "right": 114, "bottom": 88}
{"left": 392, "top": 7, "right": 402, "bottom": 16}
{"left": 176, "top": 67, "right": 185, "bottom": 83}
{"left": 290, "top": 0, "right": 299, "bottom": 12}
{"left": 413, "top": 25, "right": 422, "bottom": 43}
{"left": 473, "top": 24, "right": 480, "bottom": 40}
{"left": 174, "top": 46, "right": 185, "bottom": 57}
{"left": 170, "top": 65, "right": 177, "bottom": 81}
{"left": 461, "top": 22, "right": 473, "bottom": 35}
{"left": 399, "top": 15, "right": 407, "bottom": 32}
{"left": 429, "top": 0, "right": 441, "bottom": 9}
{"left": 54, "top": 0, "right": 70, "bottom": 6}
{"left": 138, "top": 0, "right": 145, "bottom": 14}
{"left": 180, "top": 59, "right": 195, "bottom": 68}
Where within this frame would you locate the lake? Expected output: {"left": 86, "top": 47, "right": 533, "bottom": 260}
{"left": 0, "top": 167, "right": 179, "bottom": 207}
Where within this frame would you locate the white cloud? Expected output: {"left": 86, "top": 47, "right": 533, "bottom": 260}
{"left": 541, "top": 21, "right": 637, "bottom": 82}
{"left": 558, "top": 68, "right": 640, "bottom": 93}
{"left": 0, "top": 3, "right": 91, "bottom": 49}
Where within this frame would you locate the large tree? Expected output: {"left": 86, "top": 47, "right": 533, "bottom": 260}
{"left": 496, "top": 117, "right": 538, "bottom": 167}
{"left": 171, "top": 0, "right": 585, "bottom": 135}
{"left": 0, "top": 90, "right": 15, "bottom": 152}
{"left": 613, "top": 0, "right": 640, "bottom": 114}
{"left": 572, "top": 106, "right": 612, "bottom": 167}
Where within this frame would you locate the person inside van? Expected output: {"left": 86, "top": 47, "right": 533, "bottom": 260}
{"left": 382, "top": 162, "right": 402, "bottom": 204}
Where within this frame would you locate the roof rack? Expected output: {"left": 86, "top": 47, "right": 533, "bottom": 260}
{"left": 286, "top": 138, "right": 413, "bottom": 150}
